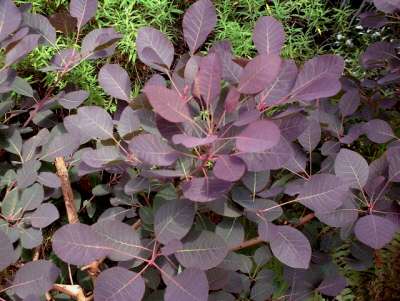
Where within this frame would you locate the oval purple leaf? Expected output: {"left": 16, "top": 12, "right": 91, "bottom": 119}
{"left": 0, "top": 0, "right": 22, "bottom": 43}
{"left": 236, "top": 120, "right": 281, "bottom": 153}
{"left": 364, "top": 119, "right": 395, "bottom": 143}
{"left": 354, "top": 215, "right": 396, "bottom": 249}
{"left": 57, "top": 90, "right": 89, "bottom": 109}
{"left": 213, "top": 155, "right": 246, "bottom": 182}
{"left": 154, "top": 199, "right": 195, "bottom": 245}
{"left": 69, "top": 0, "right": 98, "bottom": 30}
{"left": 144, "top": 85, "right": 191, "bottom": 123}
{"left": 238, "top": 54, "right": 282, "bottom": 94}
{"left": 98, "top": 64, "right": 131, "bottom": 101}
{"left": 183, "top": 0, "right": 217, "bottom": 54}
{"left": 0, "top": 230, "right": 14, "bottom": 271}
{"left": 174, "top": 230, "right": 228, "bottom": 270}
{"left": 136, "top": 27, "right": 174, "bottom": 71}
{"left": 129, "top": 134, "right": 179, "bottom": 166}
{"left": 253, "top": 16, "right": 285, "bottom": 55}
{"left": 165, "top": 268, "right": 209, "bottom": 301}
{"left": 30, "top": 203, "right": 59, "bottom": 228}
{"left": 52, "top": 223, "right": 109, "bottom": 265}
{"left": 94, "top": 267, "right": 145, "bottom": 301}
{"left": 334, "top": 149, "right": 369, "bottom": 189}
{"left": 269, "top": 225, "right": 311, "bottom": 269}
{"left": 182, "top": 176, "right": 232, "bottom": 202}
{"left": 297, "top": 174, "right": 348, "bottom": 213}
{"left": 11, "top": 260, "right": 60, "bottom": 298}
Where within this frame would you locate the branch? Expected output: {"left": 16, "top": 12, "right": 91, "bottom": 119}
{"left": 230, "top": 213, "right": 316, "bottom": 252}
{"left": 52, "top": 284, "right": 87, "bottom": 301}
{"left": 55, "top": 157, "right": 79, "bottom": 224}
{"left": 230, "top": 236, "right": 263, "bottom": 252}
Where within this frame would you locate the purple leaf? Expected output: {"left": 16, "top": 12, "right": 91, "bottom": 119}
{"left": 19, "top": 227, "right": 42, "bottom": 249}
{"left": 94, "top": 267, "right": 145, "bottom": 301}
{"left": 75, "top": 106, "right": 114, "bottom": 140}
{"left": 317, "top": 275, "right": 347, "bottom": 297}
{"left": 387, "top": 147, "right": 400, "bottom": 182}
{"left": 99, "top": 64, "right": 131, "bottom": 101}
{"left": 81, "top": 28, "right": 121, "bottom": 59}
{"left": 11, "top": 260, "right": 60, "bottom": 298}
{"left": 364, "top": 119, "right": 395, "bottom": 143}
{"left": 30, "top": 203, "right": 59, "bottom": 228}
{"left": 129, "top": 134, "right": 179, "bottom": 166}
{"left": 209, "top": 292, "right": 235, "bottom": 301}
{"left": 354, "top": 215, "right": 396, "bottom": 249}
{"left": 298, "top": 174, "right": 348, "bottom": 213}
{"left": 334, "top": 149, "right": 369, "bottom": 189}
{"left": 182, "top": 176, "right": 232, "bottom": 202}
{"left": 124, "top": 177, "right": 150, "bottom": 194}
{"left": 40, "top": 133, "right": 80, "bottom": 161}
{"left": 16, "top": 160, "right": 40, "bottom": 189}
{"left": 136, "top": 27, "right": 174, "bottom": 71}
{"left": 237, "top": 137, "right": 292, "bottom": 171}
{"left": 253, "top": 16, "right": 285, "bottom": 55}
{"left": 0, "top": 0, "right": 21, "bottom": 42}
{"left": 5, "top": 34, "right": 40, "bottom": 67}
{"left": 291, "top": 55, "right": 344, "bottom": 101}
{"left": 0, "top": 230, "right": 13, "bottom": 271}
{"left": 242, "top": 171, "right": 270, "bottom": 193}
{"left": 361, "top": 41, "right": 396, "bottom": 69}
{"left": 165, "top": 268, "right": 209, "bottom": 301}
{"left": 236, "top": 120, "right": 281, "bottom": 152}
{"left": 315, "top": 197, "right": 358, "bottom": 227}
{"left": 282, "top": 143, "right": 307, "bottom": 174}
{"left": 11, "top": 76, "right": 33, "bottom": 97}
{"left": 92, "top": 220, "right": 143, "bottom": 261}
{"left": 154, "top": 199, "right": 195, "bottom": 245}
{"left": 269, "top": 225, "right": 311, "bottom": 269}
{"left": 69, "top": 0, "right": 98, "bottom": 30}
{"left": 52, "top": 223, "right": 109, "bottom": 265}
{"left": 339, "top": 89, "right": 360, "bottom": 117}
{"left": 224, "top": 86, "right": 241, "bottom": 113}
{"left": 57, "top": 90, "right": 89, "bottom": 109}
{"left": 256, "top": 60, "right": 298, "bottom": 106}
{"left": 209, "top": 41, "right": 243, "bottom": 84}
{"left": 215, "top": 218, "right": 244, "bottom": 248}
{"left": 117, "top": 106, "right": 141, "bottom": 139}
{"left": 195, "top": 53, "right": 222, "bottom": 105}
{"left": 175, "top": 230, "right": 228, "bottom": 270}
{"left": 172, "top": 134, "right": 217, "bottom": 148}
{"left": 144, "top": 85, "right": 191, "bottom": 123}
{"left": 297, "top": 119, "right": 321, "bottom": 152}
{"left": 81, "top": 146, "right": 121, "bottom": 168}
{"left": 238, "top": 54, "right": 282, "bottom": 94}
{"left": 373, "top": 0, "right": 400, "bottom": 13}
{"left": 213, "top": 155, "right": 246, "bottom": 182}
{"left": 183, "top": 0, "right": 217, "bottom": 54}
{"left": 22, "top": 12, "right": 56, "bottom": 45}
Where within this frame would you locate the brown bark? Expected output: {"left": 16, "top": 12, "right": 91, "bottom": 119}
{"left": 55, "top": 157, "right": 79, "bottom": 224}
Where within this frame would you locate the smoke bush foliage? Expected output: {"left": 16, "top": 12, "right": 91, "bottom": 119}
{"left": 0, "top": 0, "right": 399, "bottom": 300}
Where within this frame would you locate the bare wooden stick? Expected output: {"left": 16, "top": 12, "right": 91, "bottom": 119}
{"left": 52, "top": 284, "right": 86, "bottom": 301}
{"left": 230, "top": 236, "right": 263, "bottom": 252}
{"left": 55, "top": 157, "right": 79, "bottom": 224}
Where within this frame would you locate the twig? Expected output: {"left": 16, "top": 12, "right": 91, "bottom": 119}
{"left": 52, "top": 284, "right": 86, "bottom": 301}
{"left": 297, "top": 213, "right": 315, "bottom": 227}
{"left": 55, "top": 157, "right": 79, "bottom": 224}
{"left": 230, "top": 213, "right": 316, "bottom": 252}
{"left": 132, "top": 219, "right": 142, "bottom": 230}
{"left": 230, "top": 236, "right": 263, "bottom": 252}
